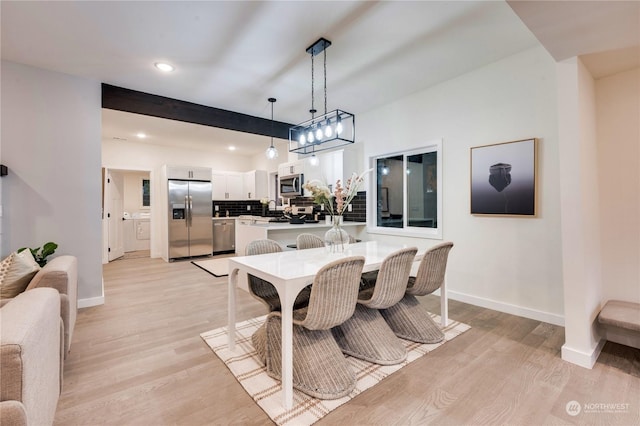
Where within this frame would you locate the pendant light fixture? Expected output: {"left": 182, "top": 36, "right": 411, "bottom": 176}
{"left": 265, "top": 97, "right": 279, "bottom": 160}
{"left": 289, "top": 37, "right": 355, "bottom": 154}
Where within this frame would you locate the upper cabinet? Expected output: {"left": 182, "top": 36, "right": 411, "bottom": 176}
{"left": 243, "top": 170, "right": 268, "bottom": 200}
{"left": 166, "top": 166, "right": 212, "bottom": 181}
{"left": 278, "top": 161, "right": 304, "bottom": 177}
{"left": 212, "top": 171, "right": 244, "bottom": 200}
{"left": 212, "top": 170, "right": 268, "bottom": 200}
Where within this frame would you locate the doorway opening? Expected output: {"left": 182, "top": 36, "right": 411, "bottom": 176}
{"left": 103, "top": 168, "right": 152, "bottom": 262}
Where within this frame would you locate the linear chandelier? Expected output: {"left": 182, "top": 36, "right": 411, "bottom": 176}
{"left": 289, "top": 37, "right": 355, "bottom": 155}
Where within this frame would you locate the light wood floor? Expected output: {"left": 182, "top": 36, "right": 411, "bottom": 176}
{"left": 55, "top": 256, "right": 640, "bottom": 425}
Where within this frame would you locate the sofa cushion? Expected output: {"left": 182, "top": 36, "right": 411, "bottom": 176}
{"left": 0, "top": 251, "right": 41, "bottom": 299}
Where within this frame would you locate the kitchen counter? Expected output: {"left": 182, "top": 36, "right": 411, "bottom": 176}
{"left": 235, "top": 220, "right": 366, "bottom": 255}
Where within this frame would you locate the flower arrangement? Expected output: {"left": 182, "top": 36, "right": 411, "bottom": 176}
{"left": 260, "top": 197, "right": 270, "bottom": 205}
{"left": 303, "top": 169, "right": 371, "bottom": 222}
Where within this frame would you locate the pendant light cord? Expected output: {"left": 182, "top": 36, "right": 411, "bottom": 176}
{"left": 324, "top": 46, "right": 327, "bottom": 115}
{"left": 310, "top": 52, "right": 315, "bottom": 119}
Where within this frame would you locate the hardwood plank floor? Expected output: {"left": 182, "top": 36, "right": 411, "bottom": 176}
{"left": 55, "top": 256, "right": 640, "bottom": 425}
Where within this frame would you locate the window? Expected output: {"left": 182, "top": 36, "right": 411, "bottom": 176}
{"left": 142, "top": 179, "right": 150, "bottom": 208}
{"left": 369, "top": 140, "right": 442, "bottom": 239}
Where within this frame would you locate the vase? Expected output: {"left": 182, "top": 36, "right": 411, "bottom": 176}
{"left": 324, "top": 220, "right": 350, "bottom": 253}
{"left": 261, "top": 205, "right": 267, "bottom": 216}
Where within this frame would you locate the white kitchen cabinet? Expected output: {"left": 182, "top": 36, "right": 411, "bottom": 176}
{"left": 212, "top": 171, "right": 244, "bottom": 200}
{"left": 316, "top": 148, "right": 362, "bottom": 190}
{"left": 166, "top": 166, "right": 212, "bottom": 181}
{"left": 243, "top": 170, "right": 268, "bottom": 200}
{"left": 278, "top": 160, "right": 304, "bottom": 177}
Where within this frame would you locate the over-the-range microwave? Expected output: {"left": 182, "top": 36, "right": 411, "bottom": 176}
{"left": 279, "top": 174, "right": 304, "bottom": 198}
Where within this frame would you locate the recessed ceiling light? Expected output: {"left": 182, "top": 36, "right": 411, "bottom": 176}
{"left": 228, "top": 146, "right": 236, "bottom": 151}
{"left": 154, "top": 62, "right": 174, "bottom": 72}
{"left": 136, "top": 132, "right": 147, "bottom": 139}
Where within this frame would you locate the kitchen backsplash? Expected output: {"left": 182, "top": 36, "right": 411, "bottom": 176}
{"left": 212, "top": 191, "right": 366, "bottom": 222}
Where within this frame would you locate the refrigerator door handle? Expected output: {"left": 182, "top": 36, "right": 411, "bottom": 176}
{"left": 188, "top": 195, "right": 193, "bottom": 227}
{"left": 184, "top": 195, "right": 190, "bottom": 227}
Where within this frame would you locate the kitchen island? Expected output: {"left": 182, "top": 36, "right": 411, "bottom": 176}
{"left": 235, "top": 219, "right": 365, "bottom": 255}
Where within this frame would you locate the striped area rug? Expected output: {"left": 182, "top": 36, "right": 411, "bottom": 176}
{"left": 200, "top": 314, "right": 470, "bottom": 426}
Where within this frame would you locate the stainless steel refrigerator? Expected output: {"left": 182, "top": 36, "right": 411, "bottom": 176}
{"left": 168, "top": 179, "right": 213, "bottom": 260}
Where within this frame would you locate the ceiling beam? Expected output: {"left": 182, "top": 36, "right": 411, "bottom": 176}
{"left": 101, "top": 84, "right": 293, "bottom": 140}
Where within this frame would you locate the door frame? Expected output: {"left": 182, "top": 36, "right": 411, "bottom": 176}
{"left": 102, "top": 167, "right": 154, "bottom": 263}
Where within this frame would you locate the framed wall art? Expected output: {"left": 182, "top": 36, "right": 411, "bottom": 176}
{"left": 470, "top": 138, "right": 537, "bottom": 216}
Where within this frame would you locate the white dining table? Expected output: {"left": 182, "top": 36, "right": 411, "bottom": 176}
{"left": 227, "top": 240, "right": 449, "bottom": 409}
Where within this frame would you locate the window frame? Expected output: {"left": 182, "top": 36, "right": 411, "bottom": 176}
{"left": 367, "top": 139, "right": 443, "bottom": 239}
{"left": 141, "top": 178, "right": 151, "bottom": 209}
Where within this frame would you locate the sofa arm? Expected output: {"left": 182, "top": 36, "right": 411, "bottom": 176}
{"left": 0, "top": 288, "right": 61, "bottom": 426}
{"left": 26, "top": 255, "right": 77, "bottom": 356}
{"left": 0, "top": 400, "right": 27, "bottom": 426}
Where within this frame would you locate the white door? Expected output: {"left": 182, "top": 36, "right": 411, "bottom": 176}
{"left": 108, "top": 171, "right": 125, "bottom": 261}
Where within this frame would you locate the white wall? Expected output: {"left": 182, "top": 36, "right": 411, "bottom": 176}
{"left": 596, "top": 67, "right": 640, "bottom": 304}
{"left": 1, "top": 60, "right": 103, "bottom": 305}
{"left": 359, "top": 46, "right": 564, "bottom": 325}
{"left": 557, "top": 57, "right": 603, "bottom": 368}
{"left": 122, "top": 170, "right": 150, "bottom": 214}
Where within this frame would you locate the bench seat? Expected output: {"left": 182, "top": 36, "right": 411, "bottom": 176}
{"left": 598, "top": 300, "right": 640, "bottom": 349}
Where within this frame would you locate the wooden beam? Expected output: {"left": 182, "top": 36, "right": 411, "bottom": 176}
{"left": 101, "top": 84, "right": 293, "bottom": 140}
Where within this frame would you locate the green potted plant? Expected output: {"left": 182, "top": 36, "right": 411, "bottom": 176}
{"left": 18, "top": 242, "right": 58, "bottom": 267}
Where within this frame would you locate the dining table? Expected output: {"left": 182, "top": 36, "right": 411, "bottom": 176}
{"left": 227, "top": 240, "right": 449, "bottom": 409}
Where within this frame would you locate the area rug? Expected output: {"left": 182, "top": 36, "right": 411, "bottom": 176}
{"left": 192, "top": 257, "right": 231, "bottom": 277}
{"left": 200, "top": 314, "right": 470, "bottom": 426}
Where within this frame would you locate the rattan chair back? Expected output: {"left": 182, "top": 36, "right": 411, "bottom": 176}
{"left": 360, "top": 247, "right": 417, "bottom": 309}
{"left": 406, "top": 242, "right": 453, "bottom": 296}
{"left": 296, "top": 233, "right": 325, "bottom": 250}
{"left": 298, "top": 256, "right": 365, "bottom": 330}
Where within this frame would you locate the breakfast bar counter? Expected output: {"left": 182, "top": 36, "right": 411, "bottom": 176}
{"left": 235, "top": 220, "right": 365, "bottom": 255}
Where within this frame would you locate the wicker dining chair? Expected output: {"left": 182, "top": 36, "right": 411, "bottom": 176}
{"left": 252, "top": 256, "right": 365, "bottom": 399}
{"left": 296, "top": 233, "right": 325, "bottom": 250}
{"left": 332, "top": 247, "right": 417, "bottom": 365}
{"left": 380, "top": 242, "right": 454, "bottom": 344}
{"left": 245, "top": 239, "right": 310, "bottom": 312}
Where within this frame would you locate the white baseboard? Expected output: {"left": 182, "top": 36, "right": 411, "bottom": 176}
{"left": 561, "top": 338, "right": 605, "bottom": 369}
{"left": 444, "top": 289, "right": 565, "bottom": 326}
{"left": 78, "top": 296, "right": 104, "bottom": 308}
{"left": 78, "top": 276, "right": 105, "bottom": 308}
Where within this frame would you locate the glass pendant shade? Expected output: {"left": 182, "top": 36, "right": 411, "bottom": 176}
{"left": 336, "top": 117, "right": 343, "bottom": 135}
{"left": 324, "top": 119, "right": 333, "bottom": 137}
{"left": 266, "top": 144, "right": 278, "bottom": 159}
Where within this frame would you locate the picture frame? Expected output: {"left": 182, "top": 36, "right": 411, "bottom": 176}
{"left": 470, "top": 138, "right": 537, "bottom": 216}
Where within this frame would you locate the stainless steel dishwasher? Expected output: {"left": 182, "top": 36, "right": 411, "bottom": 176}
{"left": 212, "top": 218, "right": 236, "bottom": 253}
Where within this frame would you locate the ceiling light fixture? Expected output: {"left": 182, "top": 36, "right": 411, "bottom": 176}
{"left": 289, "top": 37, "right": 355, "bottom": 154}
{"left": 265, "top": 97, "right": 279, "bottom": 160}
{"left": 309, "top": 149, "right": 319, "bottom": 166}
{"left": 154, "top": 62, "right": 174, "bottom": 72}
{"left": 136, "top": 132, "right": 147, "bottom": 139}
